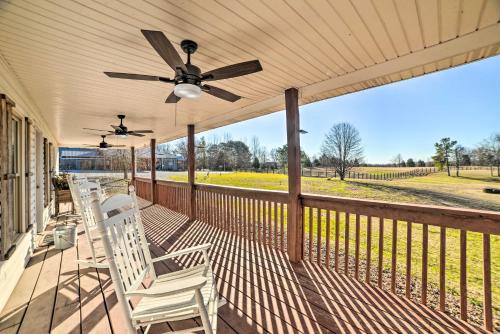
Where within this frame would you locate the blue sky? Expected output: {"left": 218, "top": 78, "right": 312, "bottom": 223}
{"left": 194, "top": 55, "right": 500, "bottom": 163}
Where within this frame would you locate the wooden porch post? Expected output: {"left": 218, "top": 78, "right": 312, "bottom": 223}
{"left": 285, "top": 88, "right": 303, "bottom": 262}
{"left": 130, "top": 146, "right": 135, "bottom": 185}
{"left": 187, "top": 124, "right": 196, "bottom": 220}
{"left": 150, "top": 139, "right": 156, "bottom": 204}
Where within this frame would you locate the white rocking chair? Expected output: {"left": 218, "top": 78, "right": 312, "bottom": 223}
{"left": 90, "top": 187, "right": 219, "bottom": 334}
{"left": 72, "top": 179, "right": 110, "bottom": 268}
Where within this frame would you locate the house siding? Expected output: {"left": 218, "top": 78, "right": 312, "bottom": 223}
{"left": 0, "top": 54, "right": 57, "bottom": 313}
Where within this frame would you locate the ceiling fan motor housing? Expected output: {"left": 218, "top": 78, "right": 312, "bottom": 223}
{"left": 176, "top": 63, "right": 202, "bottom": 85}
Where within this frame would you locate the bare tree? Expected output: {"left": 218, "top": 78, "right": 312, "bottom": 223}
{"left": 392, "top": 153, "right": 403, "bottom": 167}
{"left": 251, "top": 136, "right": 260, "bottom": 160}
{"left": 321, "top": 122, "right": 363, "bottom": 180}
{"left": 453, "top": 145, "right": 465, "bottom": 177}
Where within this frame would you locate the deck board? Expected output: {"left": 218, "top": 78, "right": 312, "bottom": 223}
{"left": 50, "top": 226, "right": 81, "bottom": 334}
{"left": 0, "top": 201, "right": 488, "bottom": 334}
{"left": 0, "top": 245, "right": 48, "bottom": 333}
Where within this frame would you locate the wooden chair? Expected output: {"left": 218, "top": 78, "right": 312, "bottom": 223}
{"left": 90, "top": 187, "right": 219, "bottom": 334}
{"left": 72, "top": 179, "right": 110, "bottom": 268}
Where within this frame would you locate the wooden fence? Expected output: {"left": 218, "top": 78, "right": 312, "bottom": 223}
{"left": 134, "top": 176, "right": 499, "bottom": 331}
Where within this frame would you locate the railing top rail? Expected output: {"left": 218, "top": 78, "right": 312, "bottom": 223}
{"left": 156, "top": 179, "right": 190, "bottom": 188}
{"left": 134, "top": 177, "right": 152, "bottom": 183}
{"left": 301, "top": 193, "right": 500, "bottom": 234}
{"left": 195, "top": 183, "right": 289, "bottom": 202}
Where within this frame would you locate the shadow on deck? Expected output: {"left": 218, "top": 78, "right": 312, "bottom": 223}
{"left": 0, "top": 201, "right": 487, "bottom": 333}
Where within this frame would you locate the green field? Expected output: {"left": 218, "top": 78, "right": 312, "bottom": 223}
{"left": 169, "top": 170, "right": 500, "bottom": 319}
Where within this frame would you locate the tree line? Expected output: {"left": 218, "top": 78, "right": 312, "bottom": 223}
{"left": 149, "top": 124, "right": 499, "bottom": 179}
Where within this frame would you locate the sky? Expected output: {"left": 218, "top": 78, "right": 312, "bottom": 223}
{"left": 187, "top": 55, "right": 500, "bottom": 164}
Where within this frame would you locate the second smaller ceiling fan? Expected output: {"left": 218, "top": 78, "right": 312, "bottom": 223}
{"left": 84, "top": 135, "right": 126, "bottom": 149}
{"left": 83, "top": 115, "right": 154, "bottom": 138}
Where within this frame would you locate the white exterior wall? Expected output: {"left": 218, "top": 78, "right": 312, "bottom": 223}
{"left": 0, "top": 54, "right": 57, "bottom": 313}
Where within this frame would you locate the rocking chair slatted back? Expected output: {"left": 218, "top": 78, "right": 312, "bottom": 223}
{"left": 103, "top": 207, "right": 151, "bottom": 292}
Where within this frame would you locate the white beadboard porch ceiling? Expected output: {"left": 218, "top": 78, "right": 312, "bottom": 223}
{"left": 0, "top": 0, "right": 499, "bottom": 147}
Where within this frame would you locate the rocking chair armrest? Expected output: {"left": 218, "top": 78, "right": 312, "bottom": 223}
{"left": 152, "top": 243, "right": 212, "bottom": 262}
{"left": 124, "top": 276, "right": 207, "bottom": 298}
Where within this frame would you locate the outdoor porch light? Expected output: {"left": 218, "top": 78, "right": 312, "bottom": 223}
{"left": 174, "top": 83, "right": 202, "bottom": 99}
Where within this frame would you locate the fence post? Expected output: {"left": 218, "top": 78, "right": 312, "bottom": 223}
{"left": 285, "top": 88, "right": 303, "bottom": 262}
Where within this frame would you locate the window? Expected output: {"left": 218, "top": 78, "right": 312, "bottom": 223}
{"left": 0, "top": 95, "right": 22, "bottom": 260}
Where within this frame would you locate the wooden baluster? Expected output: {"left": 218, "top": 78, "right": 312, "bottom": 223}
{"left": 280, "top": 202, "right": 285, "bottom": 251}
{"left": 406, "top": 222, "right": 412, "bottom": 299}
{"left": 217, "top": 192, "right": 221, "bottom": 228}
{"left": 391, "top": 220, "right": 397, "bottom": 293}
{"left": 235, "top": 196, "right": 239, "bottom": 237}
{"left": 268, "top": 201, "right": 272, "bottom": 246}
{"left": 335, "top": 211, "right": 340, "bottom": 272}
{"left": 421, "top": 224, "right": 428, "bottom": 305}
{"left": 354, "top": 214, "right": 360, "bottom": 280}
{"left": 257, "top": 199, "right": 262, "bottom": 243}
{"left": 325, "top": 210, "right": 331, "bottom": 269}
{"left": 317, "top": 208, "right": 322, "bottom": 266}
{"left": 366, "top": 216, "right": 372, "bottom": 284}
{"left": 274, "top": 201, "right": 278, "bottom": 249}
{"left": 309, "top": 207, "right": 313, "bottom": 262}
{"left": 460, "top": 229, "right": 467, "bottom": 321}
{"left": 483, "top": 233, "right": 492, "bottom": 331}
{"left": 345, "top": 213, "right": 350, "bottom": 274}
{"left": 244, "top": 197, "right": 248, "bottom": 239}
{"left": 230, "top": 195, "right": 234, "bottom": 233}
{"left": 439, "top": 227, "right": 446, "bottom": 312}
{"left": 252, "top": 198, "right": 257, "bottom": 241}
{"left": 378, "top": 217, "right": 384, "bottom": 288}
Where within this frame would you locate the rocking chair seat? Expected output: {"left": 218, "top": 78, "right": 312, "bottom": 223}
{"left": 130, "top": 267, "right": 215, "bottom": 325}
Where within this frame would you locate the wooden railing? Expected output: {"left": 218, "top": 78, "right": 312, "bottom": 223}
{"left": 194, "top": 184, "right": 289, "bottom": 252}
{"left": 134, "top": 177, "right": 151, "bottom": 200}
{"left": 134, "top": 176, "right": 498, "bottom": 331}
{"left": 156, "top": 180, "right": 190, "bottom": 216}
{"left": 301, "top": 193, "right": 499, "bottom": 331}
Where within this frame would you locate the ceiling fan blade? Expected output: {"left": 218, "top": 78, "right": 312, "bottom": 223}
{"left": 128, "top": 133, "right": 145, "bottom": 137}
{"left": 83, "top": 144, "right": 99, "bottom": 147}
{"left": 103, "top": 72, "right": 171, "bottom": 82}
{"left": 83, "top": 127, "right": 113, "bottom": 133}
{"left": 128, "top": 130, "right": 154, "bottom": 134}
{"left": 141, "top": 30, "right": 187, "bottom": 73}
{"left": 201, "top": 60, "right": 262, "bottom": 81}
{"left": 109, "top": 145, "right": 126, "bottom": 148}
{"left": 165, "top": 91, "right": 180, "bottom": 103}
{"left": 111, "top": 125, "right": 122, "bottom": 131}
{"left": 202, "top": 85, "right": 241, "bottom": 102}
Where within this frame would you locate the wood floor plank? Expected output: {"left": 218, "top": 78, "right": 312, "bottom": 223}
{"left": 50, "top": 218, "right": 81, "bottom": 334}
{"left": 77, "top": 222, "right": 112, "bottom": 334}
{"left": 0, "top": 245, "right": 48, "bottom": 332}
{"left": 18, "top": 246, "right": 62, "bottom": 334}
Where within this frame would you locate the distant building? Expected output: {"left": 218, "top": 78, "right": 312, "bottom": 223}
{"left": 59, "top": 148, "right": 106, "bottom": 171}
{"left": 136, "top": 151, "right": 186, "bottom": 171}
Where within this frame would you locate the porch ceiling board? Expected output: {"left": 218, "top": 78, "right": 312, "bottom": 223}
{"left": 0, "top": 0, "right": 499, "bottom": 147}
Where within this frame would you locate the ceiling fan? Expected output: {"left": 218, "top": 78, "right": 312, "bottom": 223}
{"left": 104, "top": 30, "right": 263, "bottom": 103}
{"left": 84, "top": 135, "right": 126, "bottom": 149}
{"left": 83, "top": 115, "right": 154, "bottom": 138}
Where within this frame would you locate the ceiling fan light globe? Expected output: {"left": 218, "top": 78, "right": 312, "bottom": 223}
{"left": 174, "top": 83, "right": 201, "bottom": 99}
{"left": 117, "top": 134, "right": 128, "bottom": 139}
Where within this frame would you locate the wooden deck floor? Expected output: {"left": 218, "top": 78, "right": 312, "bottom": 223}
{"left": 0, "top": 200, "right": 487, "bottom": 334}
